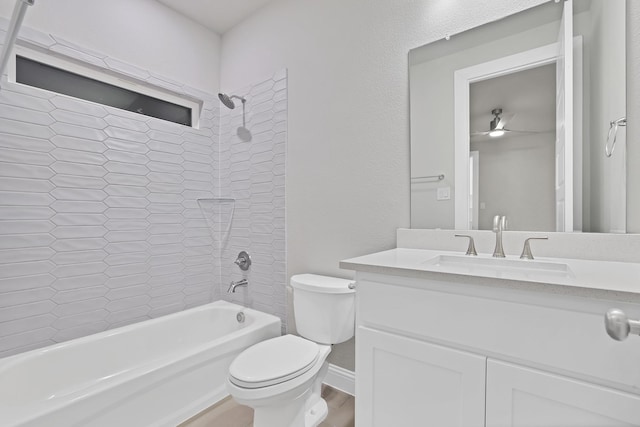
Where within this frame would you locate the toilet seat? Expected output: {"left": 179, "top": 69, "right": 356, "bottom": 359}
{"left": 229, "top": 335, "right": 320, "bottom": 389}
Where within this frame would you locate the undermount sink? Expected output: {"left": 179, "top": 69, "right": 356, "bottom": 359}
{"left": 423, "top": 254, "right": 574, "bottom": 279}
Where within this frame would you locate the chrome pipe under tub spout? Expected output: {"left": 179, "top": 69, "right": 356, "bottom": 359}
{"left": 0, "top": 0, "right": 34, "bottom": 88}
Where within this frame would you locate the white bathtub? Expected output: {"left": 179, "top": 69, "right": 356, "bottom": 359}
{"left": 0, "top": 300, "right": 281, "bottom": 427}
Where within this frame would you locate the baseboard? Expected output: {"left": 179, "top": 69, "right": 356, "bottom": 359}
{"left": 324, "top": 363, "right": 355, "bottom": 396}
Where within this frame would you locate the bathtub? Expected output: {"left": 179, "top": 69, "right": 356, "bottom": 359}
{"left": 0, "top": 300, "right": 281, "bottom": 427}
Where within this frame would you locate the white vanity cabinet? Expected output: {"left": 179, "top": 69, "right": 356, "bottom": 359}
{"left": 353, "top": 273, "right": 640, "bottom": 427}
{"left": 486, "top": 360, "right": 640, "bottom": 426}
{"left": 357, "top": 326, "right": 486, "bottom": 427}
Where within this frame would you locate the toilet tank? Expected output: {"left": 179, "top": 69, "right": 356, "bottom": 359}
{"left": 290, "top": 274, "right": 355, "bottom": 345}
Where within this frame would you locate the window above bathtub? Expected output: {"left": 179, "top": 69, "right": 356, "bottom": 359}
{"left": 9, "top": 46, "right": 201, "bottom": 128}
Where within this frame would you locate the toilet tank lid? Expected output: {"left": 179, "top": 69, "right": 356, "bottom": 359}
{"left": 290, "top": 274, "right": 355, "bottom": 294}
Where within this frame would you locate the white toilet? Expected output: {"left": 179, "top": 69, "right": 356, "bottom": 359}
{"left": 226, "top": 274, "right": 355, "bottom": 427}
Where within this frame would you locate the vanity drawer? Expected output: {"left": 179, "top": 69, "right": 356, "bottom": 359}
{"left": 357, "top": 277, "right": 640, "bottom": 392}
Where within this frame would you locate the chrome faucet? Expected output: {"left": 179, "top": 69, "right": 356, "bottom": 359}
{"left": 228, "top": 279, "right": 248, "bottom": 293}
{"left": 492, "top": 215, "right": 508, "bottom": 258}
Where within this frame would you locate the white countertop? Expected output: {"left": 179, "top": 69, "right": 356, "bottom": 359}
{"left": 340, "top": 248, "right": 640, "bottom": 302}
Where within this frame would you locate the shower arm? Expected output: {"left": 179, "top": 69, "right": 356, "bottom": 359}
{"left": 0, "top": 0, "right": 35, "bottom": 89}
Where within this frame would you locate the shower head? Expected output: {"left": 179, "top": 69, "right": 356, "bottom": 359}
{"left": 218, "top": 93, "right": 246, "bottom": 110}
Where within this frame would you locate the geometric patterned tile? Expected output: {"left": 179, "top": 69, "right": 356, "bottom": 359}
{"left": 0, "top": 21, "right": 287, "bottom": 357}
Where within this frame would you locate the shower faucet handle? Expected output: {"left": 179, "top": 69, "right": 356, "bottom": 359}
{"left": 455, "top": 234, "right": 477, "bottom": 256}
{"left": 234, "top": 251, "right": 252, "bottom": 271}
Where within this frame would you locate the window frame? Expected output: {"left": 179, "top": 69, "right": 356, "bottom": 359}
{"left": 8, "top": 45, "right": 201, "bottom": 129}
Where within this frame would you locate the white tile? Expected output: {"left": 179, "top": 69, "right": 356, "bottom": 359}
{"left": 105, "top": 263, "right": 148, "bottom": 278}
{"left": 103, "top": 57, "right": 150, "bottom": 81}
{"left": 0, "top": 300, "right": 55, "bottom": 323}
{"left": 104, "top": 139, "right": 149, "bottom": 154}
{"left": 51, "top": 238, "right": 107, "bottom": 252}
{"left": 104, "top": 185, "right": 149, "bottom": 197}
{"left": 106, "top": 305, "right": 150, "bottom": 325}
{"left": 51, "top": 110, "right": 107, "bottom": 129}
{"left": 52, "top": 297, "right": 108, "bottom": 317}
{"left": 0, "top": 247, "right": 54, "bottom": 264}
{"left": 104, "top": 230, "right": 148, "bottom": 242}
{"left": 51, "top": 96, "right": 108, "bottom": 117}
{"left": 0, "top": 314, "right": 56, "bottom": 338}
{"left": 51, "top": 250, "right": 107, "bottom": 265}
{"left": 51, "top": 174, "right": 107, "bottom": 189}
{"left": 0, "top": 328, "right": 56, "bottom": 353}
{"left": 51, "top": 148, "right": 107, "bottom": 165}
{"left": 0, "top": 118, "right": 54, "bottom": 139}
{"left": 104, "top": 115, "right": 149, "bottom": 132}
{"left": 104, "top": 219, "right": 148, "bottom": 231}
{"left": 104, "top": 127, "right": 149, "bottom": 143}
{"left": 50, "top": 44, "right": 106, "bottom": 68}
{"left": 51, "top": 213, "right": 107, "bottom": 226}
{"left": 51, "top": 188, "right": 108, "bottom": 201}
{"left": 104, "top": 241, "right": 150, "bottom": 255}
{"left": 104, "top": 161, "right": 149, "bottom": 175}
{"left": 0, "top": 287, "right": 56, "bottom": 308}
{"left": 53, "top": 321, "right": 108, "bottom": 342}
{"left": 52, "top": 262, "right": 108, "bottom": 278}
{"left": 103, "top": 173, "right": 149, "bottom": 186}
{"left": 147, "top": 129, "right": 184, "bottom": 143}
{"left": 104, "top": 252, "right": 149, "bottom": 266}
{"left": 51, "top": 226, "right": 107, "bottom": 239}
{"left": 104, "top": 208, "right": 149, "bottom": 219}
{"left": 51, "top": 286, "right": 109, "bottom": 304}
{"left": 52, "top": 309, "right": 108, "bottom": 329}
{"left": 104, "top": 149, "right": 149, "bottom": 164}
{"left": 147, "top": 161, "right": 184, "bottom": 174}
{"left": 104, "top": 197, "right": 150, "bottom": 209}
{"left": 52, "top": 275, "right": 107, "bottom": 294}
{"left": 51, "top": 122, "right": 107, "bottom": 141}
{"left": 51, "top": 201, "right": 107, "bottom": 213}
{"left": 106, "top": 284, "right": 149, "bottom": 300}
{"left": 51, "top": 161, "right": 108, "bottom": 177}
{"left": 0, "top": 147, "right": 55, "bottom": 166}
{"left": 0, "top": 206, "right": 54, "bottom": 220}
{"left": 0, "top": 133, "right": 55, "bottom": 153}
{"left": 106, "top": 295, "right": 150, "bottom": 312}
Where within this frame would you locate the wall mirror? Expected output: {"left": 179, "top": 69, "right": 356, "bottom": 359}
{"left": 409, "top": 0, "right": 627, "bottom": 233}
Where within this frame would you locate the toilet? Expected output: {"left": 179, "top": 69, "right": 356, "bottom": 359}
{"left": 226, "top": 274, "right": 355, "bottom": 427}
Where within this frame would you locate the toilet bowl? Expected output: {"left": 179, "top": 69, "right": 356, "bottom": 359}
{"left": 226, "top": 274, "right": 355, "bottom": 427}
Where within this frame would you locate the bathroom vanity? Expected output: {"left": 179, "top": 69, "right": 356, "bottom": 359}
{"left": 341, "top": 231, "right": 640, "bottom": 426}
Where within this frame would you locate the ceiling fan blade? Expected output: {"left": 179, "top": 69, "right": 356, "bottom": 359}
{"left": 471, "top": 130, "right": 490, "bottom": 136}
{"left": 503, "top": 128, "right": 552, "bottom": 134}
{"left": 496, "top": 112, "right": 516, "bottom": 130}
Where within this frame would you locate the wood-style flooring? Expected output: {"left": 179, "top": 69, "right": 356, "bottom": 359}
{"left": 179, "top": 385, "right": 354, "bottom": 427}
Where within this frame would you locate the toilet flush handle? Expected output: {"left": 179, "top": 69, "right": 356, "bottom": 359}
{"left": 348, "top": 282, "right": 356, "bottom": 290}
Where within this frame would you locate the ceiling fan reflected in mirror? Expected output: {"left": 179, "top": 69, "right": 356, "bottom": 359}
{"left": 471, "top": 108, "right": 545, "bottom": 139}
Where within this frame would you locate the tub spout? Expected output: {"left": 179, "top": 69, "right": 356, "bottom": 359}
{"left": 228, "top": 279, "right": 248, "bottom": 293}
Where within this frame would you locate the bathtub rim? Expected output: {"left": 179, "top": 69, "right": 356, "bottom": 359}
{"left": 0, "top": 300, "right": 281, "bottom": 425}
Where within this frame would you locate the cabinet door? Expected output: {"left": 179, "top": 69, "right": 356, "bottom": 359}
{"left": 486, "top": 360, "right": 640, "bottom": 427}
{"left": 356, "top": 327, "right": 486, "bottom": 427}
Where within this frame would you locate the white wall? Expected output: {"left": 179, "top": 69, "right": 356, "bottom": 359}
{"left": 220, "top": 0, "right": 547, "bottom": 370}
{"left": 587, "top": 0, "right": 627, "bottom": 233}
{"left": 628, "top": 0, "right": 640, "bottom": 234}
{"left": 0, "top": 0, "right": 221, "bottom": 94}
{"left": 472, "top": 133, "right": 555, "bottom": 231}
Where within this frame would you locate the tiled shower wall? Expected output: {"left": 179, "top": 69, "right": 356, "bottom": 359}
{"left": 0, "top": 31, "right": 221, "bottom": 357}
{"left": 219, "top": 70, "right": 288, "bottom": 330}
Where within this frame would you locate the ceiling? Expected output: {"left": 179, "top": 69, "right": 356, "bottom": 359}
{"left": 156, "top": 0, "right": 276, "bottom": 34}
{"left": 470, "top": 63, "right": 556, "bottom": 142}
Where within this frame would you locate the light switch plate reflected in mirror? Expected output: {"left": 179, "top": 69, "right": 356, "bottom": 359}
{"left": 437, "top": 187, "right": 451, "bottom": 201}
